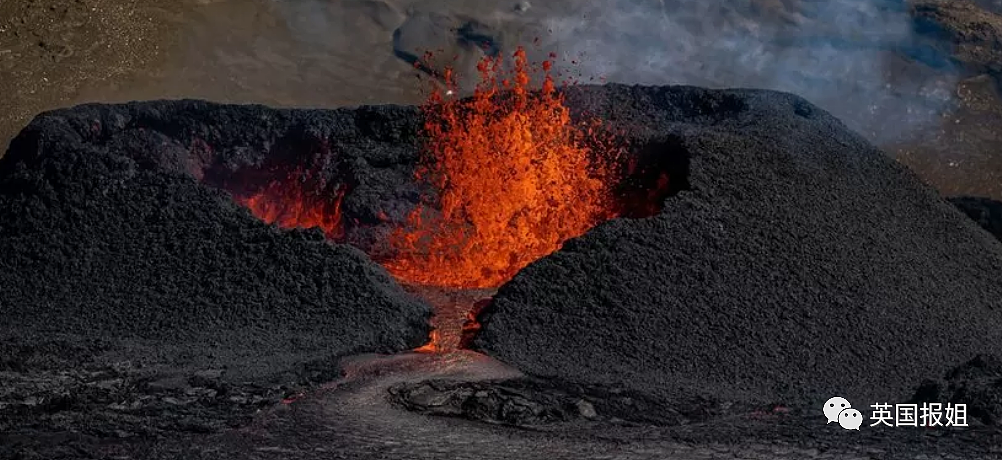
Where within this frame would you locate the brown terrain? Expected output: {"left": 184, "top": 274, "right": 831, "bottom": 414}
{"left": 2, "top": 0, "right": 1002, "bottom": 197}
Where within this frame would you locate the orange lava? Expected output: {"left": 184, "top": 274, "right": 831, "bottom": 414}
{"left": 383, "top": 47, "right": 623, "bottom": 288}
{"left": 458, "top": 298, "right": 492, "bottom": 350}
{"left": 237, "top": 171, "right": 347, "bottom": 240}
{"left": 414, "top": 329, "right": 441, "bottom": 353}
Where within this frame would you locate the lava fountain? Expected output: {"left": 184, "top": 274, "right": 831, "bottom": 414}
{"left": 230, "top": 46, "right": 680, "bottom": 351}
{"left": 383, "top": 47, "right": 626, "bottom": 289}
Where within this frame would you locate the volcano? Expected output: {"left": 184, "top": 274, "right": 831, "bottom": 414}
{"left": 3, "top": 81, "right": 1002, "bottom": 457}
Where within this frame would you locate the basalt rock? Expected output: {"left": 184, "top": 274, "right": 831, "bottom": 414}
{"left": 387, "top": 377, "right": 734, "bottom": 427}
{"left": 0, "top": 100, "right": 432, "bottom": 376}
{"left": 948, "top": 196, "right": 1002, "bottom": 242}
{"left": 471, "top": 84, "right": 1002, "bottom": 409}
{"left": 910, "top": 354, "right": 1002, "bottom": 426}
{"left": 5, "top": 84, "right": 1002, "bottom": 417}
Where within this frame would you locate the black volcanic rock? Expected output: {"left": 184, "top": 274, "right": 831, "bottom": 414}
{"left": 471, "top": 84, "right": 1002, "bottom": 409}
{"left": 388, "top": 377, "right": 727, "bottom": 427}
{"left": 0, "top": 100, "right": 432, "bottom": 376}
{"left": 5, "top": 83, "right": 1002, "bottom": 424}
{"left": 910, "top": 354, "right": 1002, "bottom": 426}
{"left": 948, "top": 196, "right": 1002, "bottom": 242}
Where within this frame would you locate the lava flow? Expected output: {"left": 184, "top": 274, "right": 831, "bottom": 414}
{"left": 383, "top": 47, "right": 625, "bottom": 289}
{"left": 237, "top": 170, "right": 347, "bottom": 240}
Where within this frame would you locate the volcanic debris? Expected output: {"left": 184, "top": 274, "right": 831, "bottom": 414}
{"left": 469, "top": 84, "right": 1002, "bottom": 410}
{"left": 4, "top": 85, "right": 1002, "bottom": 453}
{"left": 0, "top": 100, "right": 434, "bottom": 372}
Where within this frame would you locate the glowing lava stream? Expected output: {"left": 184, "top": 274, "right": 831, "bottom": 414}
{"left": 408, "top": 286, "right": 495, "bottom": 354}
{"left": 396, "top": 47, "right": 625, "bottom": 352}
{"left": 383, "top": 46, "right": 624, "bottom": 289}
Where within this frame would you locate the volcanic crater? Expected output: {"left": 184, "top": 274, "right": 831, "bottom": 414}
{"left": 4, "top": 56, "right": 1002, "bottom": 458}
{"left": 190, "top": 52, "right": 690, "bottom": 350}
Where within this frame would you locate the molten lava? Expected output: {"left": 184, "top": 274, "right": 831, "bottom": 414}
{"left": 414, "top": 329, "right": 441, "bottom": 354}
{"left": 229, "top": 47, "right": 674, "bottom": 354}
{"left": 384, "top": 47, "right": 624, "bottom": 288}
{"left": 237, "top": 171, "right": 347, "bottom": 240}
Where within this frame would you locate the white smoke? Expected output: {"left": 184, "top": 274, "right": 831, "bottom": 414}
{"left": 267, "top": 0, "right": 960, "bottom": 144}
{"left": 534, "top": 0, "right": 959, "bottom": 143}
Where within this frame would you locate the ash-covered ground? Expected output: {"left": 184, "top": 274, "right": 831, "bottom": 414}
{"left": 2, "top": 83, "right": 1002, "bottom": 459}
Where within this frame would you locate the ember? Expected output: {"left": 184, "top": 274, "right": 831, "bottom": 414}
{"left": 384, "top": 47, "right": 626, "bottom": 288}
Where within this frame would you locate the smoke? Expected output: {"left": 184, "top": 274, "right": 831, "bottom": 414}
{"left": 536, "top": 0, "right": 960, "bottom": 144}
{"left": 263, "top": 0, "right": 961, "bottom": 144}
